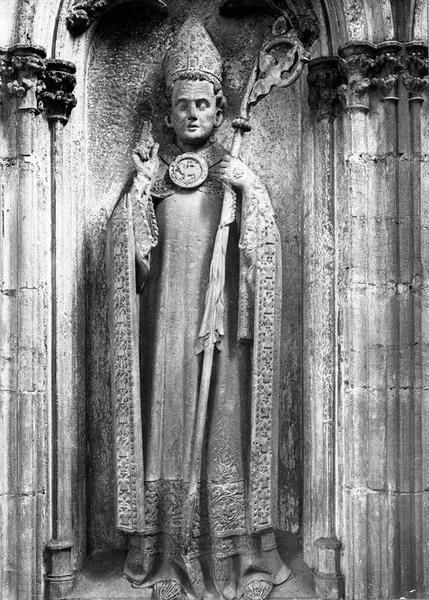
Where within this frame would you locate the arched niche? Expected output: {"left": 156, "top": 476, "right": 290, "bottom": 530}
{"left": 84, "top": 0, "right": 308, "bottom": 561}
{"left": 38, "top": 0, "right": 341, "bottom": 596}
{"left": 8, "top": 0, "right": 426, "bottom": 598}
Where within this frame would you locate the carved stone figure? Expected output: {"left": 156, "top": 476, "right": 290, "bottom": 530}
{"left": 107, "top": 17, "right": 290, "bottom": 600}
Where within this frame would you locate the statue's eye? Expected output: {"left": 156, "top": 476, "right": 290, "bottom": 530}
{"left": 196, "top": 100, "right": 209, "bottom": 110}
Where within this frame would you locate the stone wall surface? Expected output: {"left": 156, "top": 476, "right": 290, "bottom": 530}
{"left": 0, "top": 1, "right": 428, "bottom": 600}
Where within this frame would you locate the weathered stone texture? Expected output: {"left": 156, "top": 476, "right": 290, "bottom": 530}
{"left": 1, "top": 2, "right": 429, "bottom": 599}
{"left": 85, "top": 2, "right": 304, "bottom": 551}
{"left": 335, "top": 41, "right": 429, "bottom": 600}
{"left": 0, "top": 89, "right": 51, "bottom": 600}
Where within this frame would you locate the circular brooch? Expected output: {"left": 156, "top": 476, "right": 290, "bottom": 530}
{"left": 169, "top": 153, "right": 209, "bottom": 189}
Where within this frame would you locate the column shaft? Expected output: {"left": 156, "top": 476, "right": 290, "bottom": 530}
{"left": 0, "top": 44, "right": 50, "bottom": 600}
{"left": 305, "top": 57, "right": 344, "bottom": 599}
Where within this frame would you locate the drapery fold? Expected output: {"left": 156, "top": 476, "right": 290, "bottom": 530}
{"left": 107, "top": 146, "right": 282, "bottom": 534}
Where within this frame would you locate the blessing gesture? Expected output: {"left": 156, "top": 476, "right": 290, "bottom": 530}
{"left": 133, "top": 137, "right": 159, "bottom": 182}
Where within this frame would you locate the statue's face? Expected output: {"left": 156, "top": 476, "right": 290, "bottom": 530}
{"left": 169, "top": 79, "right": 223, "bottom": 148}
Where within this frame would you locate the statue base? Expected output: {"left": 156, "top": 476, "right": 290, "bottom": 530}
{"left": 59, "top": 534, "right": 319, "bottom": 599}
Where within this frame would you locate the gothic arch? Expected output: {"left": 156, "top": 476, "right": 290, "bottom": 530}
{"left": 313, "top": 0, "right": 395, "bottom": 50}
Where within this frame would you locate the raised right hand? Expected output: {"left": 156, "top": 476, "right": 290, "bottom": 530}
{"left": 133, "top": 138, "right": 159, "bottom": 182}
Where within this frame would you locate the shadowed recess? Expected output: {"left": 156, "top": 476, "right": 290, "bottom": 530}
{"left": 219, "top": 0, "right": 319, "bottom": 47}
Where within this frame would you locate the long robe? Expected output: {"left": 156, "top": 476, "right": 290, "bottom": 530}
{"left": 107, "top": 141, "right": 286, "bottom": 598}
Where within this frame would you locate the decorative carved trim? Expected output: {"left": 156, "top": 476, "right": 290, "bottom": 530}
{"left": 219, "top": 0, "right": 319, "bottom": 48}
{"left": 339, "top": 42, "right": 378, "bottom": 111}
{"left": 307, "top": 57, "right": 343, "bottom": 119}
{"left": 38, "top": 60, "right": 77, "bottom": 124}
{"left": 372, "top": 41, "right": 404, "bottom": 99}
{"left": 0, "top": 47, "right": 77, "bottom": 124}
{"left": 153, "top": 580, "right": 187, "bottom": 600}
{"left": 107, "top": 194, "right": 146, "bottom": 533}
{"left": 242, "top": 580, "right": 273, "bottom": 600}
{"left": 66, "top": 0, "right": 168, "bottom": 36}
{"left": 2, "top": 45, "right": 46, "bottom": 111}
{"left": 338, "top": 41, "right": 428, "bottom": 109}
{"left": 0, "top": 48, "right": 11, "bottom": 102}
{"left": 403, "top": 41, "right": 429, "bottom": 98}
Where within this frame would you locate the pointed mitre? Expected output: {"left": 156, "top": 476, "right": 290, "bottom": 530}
{"left": 164, "top": 17, "right": 223, "bottom": 91}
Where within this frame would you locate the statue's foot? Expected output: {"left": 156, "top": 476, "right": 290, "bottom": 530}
{"left": 153, "top": 579, "right": 187, "bottom": 600}
{"left": 241, "top": 580, "right": 273, "bottom": 600}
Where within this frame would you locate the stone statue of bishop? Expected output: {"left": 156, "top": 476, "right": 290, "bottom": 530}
{"left": 107, "top": 17, "right": 290, "bottom": 600}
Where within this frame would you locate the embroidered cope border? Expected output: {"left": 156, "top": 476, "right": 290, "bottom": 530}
{"left": 107, "top": 168, "right": 282, "bottom": 534}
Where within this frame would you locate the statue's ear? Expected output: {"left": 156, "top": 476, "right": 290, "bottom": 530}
{"left": 214, "top": 109, "right": 224, "bottom": 128}
{"left": 164, "top": 115, "right": 174, "bottom": 129}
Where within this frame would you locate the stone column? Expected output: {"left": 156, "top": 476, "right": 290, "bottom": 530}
{"left": 304, "top": 56, "right": 344, "bottom": 600}
{"left": 338, "top": 40, "right": 394, "bottom": 600}
{"left": 40, "top": 59, "right": 79, "bottom": 599}
{"left": 0, "top": 47, "right": 78, "bottom": 600}
{"left": 338, "top": 40, "right": 429, "bottom": 599}
{"left": 0, "top": 44, "right": 49, "bottom": 600}
{"left": 400, "top": 41, "right": 428, "bottom": 599}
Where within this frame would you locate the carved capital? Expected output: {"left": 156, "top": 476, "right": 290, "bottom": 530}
{"left": 5, "top": 45, "right": 46, "bottom": 110}
{"left": 66, "top": 0, "right": 167, "bottom": 36}
{"left": 220, "top": 0, "right": 319, "bottom": 48}
{"left": 372, "top": 41, "right": 404, "bottom": 99}
{"left": 307, "top": 57, "right": 343, "bottom": 119}
{"left": 0, "top": 48, "right": 10, "bottom": 89}
{"left": 339, "top": 42, "right": 378, "bottom": 111}
{"left": 0, "top": 47, "right": 77, "bottom": 124}
{"left": 38, "top": 60, "right": 77, "bottom": 124}
{"left": 403, "top": 42, "right": 429, "bottom": 99}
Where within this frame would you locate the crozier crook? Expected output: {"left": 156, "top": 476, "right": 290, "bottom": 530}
{"left": 182, "top": 16, "right": 310, "bottom": 552}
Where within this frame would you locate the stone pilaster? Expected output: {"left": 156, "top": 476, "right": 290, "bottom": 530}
{"left": 305, "top": 56, "right": 344, "bottom": 600}
{"left": 338, "top": 40, "right": 396, "bottom": 600}
{"left": 337, "top": 40, "right": 429, "bottom": 599}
